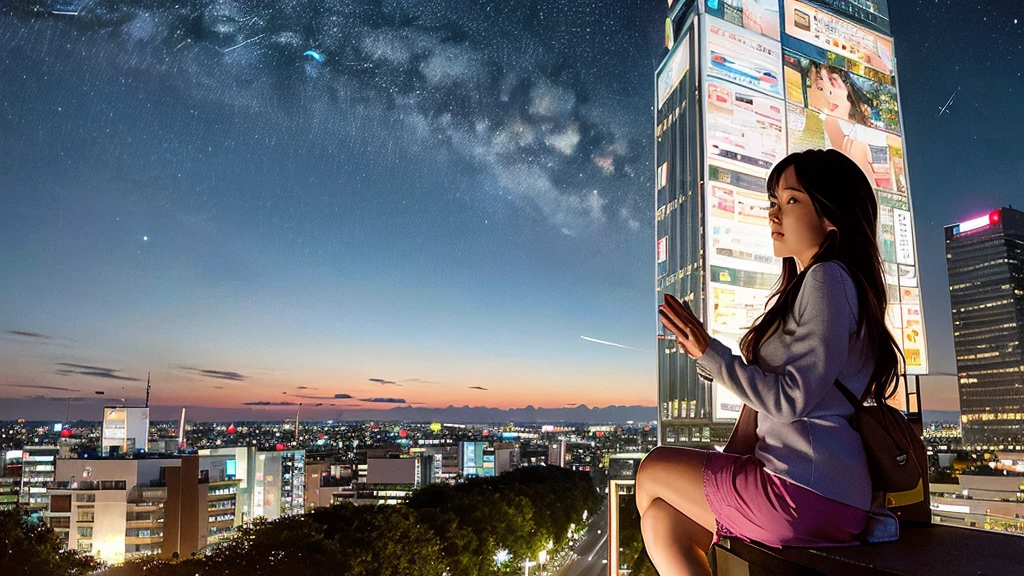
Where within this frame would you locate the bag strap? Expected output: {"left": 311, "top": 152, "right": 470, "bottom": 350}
{"left": 834, "top": 378, "right": 899, "bottom": 433}
{"left": 832, "top": 378, "right": 862, "bottom": 410}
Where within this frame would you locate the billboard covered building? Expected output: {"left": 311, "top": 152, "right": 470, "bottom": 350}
{"left": 656, "top": 0, "right": 927, "bottom": 446}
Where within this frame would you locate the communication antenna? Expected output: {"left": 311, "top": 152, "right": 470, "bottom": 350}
{"left": 145, "top": 372, "right": 151, "bottom": 407}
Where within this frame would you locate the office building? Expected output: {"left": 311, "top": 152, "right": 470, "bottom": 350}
{"left": 492, "top": 442, "right": 521, "bottom": 475}
{"left": 253, "top": 449, "right": 305, "bottom": 520}
{"left": 548, "top": 439, "right": 567, "bottom": 468}
{"left": 931, "top": 467, "right": 1024, "bottom": 534}
{"left": 101, "top": 406, "right": 150, "bottom": 456}
{"left": 945, "top": 207, "right": 1024, "bottom": 447}
{"left": 199, "top": 446, "right": 254, "bottom": 523}
{"left": 198, "top": 446, "right": 305, "bottom": 522}
{"left": 20, "top": 445, "right": 59, "bottom": 511}
{"left": 46, "top": 456, "right": 240, "bottom": 563}
{"left": 656, "top": 0, "right": 927, "bottom": 446}
{"left": 48, "top": 458, "right": 172, "bottom": 562}
{"left": 417, "top": 445, "right": 460, "bottom": 482}
{"left": 163, "top": 455, "right": 242, "bottom": 557}
{"left": 1, "top": 449, "right": 23, "bottom": 511}
{"left": 607, "top": 453, "right": 647, "bottom": 576}
{"left": 303, "top": 461, "right": 355, "bottom": 512}
{"left": 459, "top": 441, "right": 495, "bottom": 477}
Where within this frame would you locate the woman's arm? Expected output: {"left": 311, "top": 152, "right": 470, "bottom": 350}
{"left": 696, "top": 261, "right": 859, "bottom": 422}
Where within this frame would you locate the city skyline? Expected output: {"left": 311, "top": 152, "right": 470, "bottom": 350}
{"left": 2, "top": 1, "right": 1022, "bottom": 419}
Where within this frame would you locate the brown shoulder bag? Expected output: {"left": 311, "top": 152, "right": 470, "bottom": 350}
{"left": 834, "top": 378, "right": 931, "bottom": 524}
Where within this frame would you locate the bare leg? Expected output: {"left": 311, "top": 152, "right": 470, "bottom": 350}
{"left": 641, "top": 498, "right": 713, "bottom": 576}
{"left": 635, "top": 446, "right": 716, "bottom": 533}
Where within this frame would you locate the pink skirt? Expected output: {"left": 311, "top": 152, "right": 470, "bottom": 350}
{"left": 702, "top": 450, "right": 868, "bottom": 549}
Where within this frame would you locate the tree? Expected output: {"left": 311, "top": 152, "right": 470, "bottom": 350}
{"left": 0, "top": 509, "right": 98, "bottom": 576}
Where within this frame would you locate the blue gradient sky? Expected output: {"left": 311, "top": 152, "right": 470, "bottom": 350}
{"left": 1, "top": 1, "right": 1020, "bottom": 420}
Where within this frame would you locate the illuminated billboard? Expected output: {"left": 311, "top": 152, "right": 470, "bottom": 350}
{"left": 786, "top": 104, "right": 895, "bottom": 190}
{"left": 801, "top": 0, "right": 890, "bottom": 34}
{"left": 657, "top": 32, "right": 691, "bottom": 108}
{"left": 460, "top": 442, "right": 495, "bottom": 478}
{"left": 701, "top": 10, "right": 790, "bottom": 421}
{"left": 784, "top": 0, "right": 894, "bottom": 77}
{"left": 707, "top": 19, "right": 784, "bottom": 98}
{"left": 784, "top": 98, "right": 926, "bottom": 373}
{"left": 704, "top": 0, "right": 781, "bottom": 40}
{"left": 102, "top": 408, "right": 127, "bottom": 440}
{"left": 705, "top": 80, "right": 786, "bottom": 171}
{"left": 783, "top": 50, "right": 900, "bottom": 134}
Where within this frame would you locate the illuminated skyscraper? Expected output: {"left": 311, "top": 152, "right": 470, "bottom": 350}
{"left": 945, "top": 207, "right": 1024, "bottom": 447}
{"left": 656, "top": 0, "right": 926, "bottom": 446}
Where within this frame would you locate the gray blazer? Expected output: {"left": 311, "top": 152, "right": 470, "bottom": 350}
{"left": 696, "top": 260, "right": 874, "bottom": 511}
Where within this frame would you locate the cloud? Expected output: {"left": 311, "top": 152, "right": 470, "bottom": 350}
{"left": 24, "top": 395, "right": 93, "bottom": 403}
{"left": 369, "top": 378, "right": 399, "bottom": 386}
{"left": 174, "top": 366, "right": 246, "bottom": 382}
{"left": 468, "top": 386, "right": 488, "bottom": 390}
{"left": 295, "top": 386, "right": 317, "bottom": 390}
{"left": 55, "top": 363, "right": 142, "bottom": 381}
{"left": 242, "top": 401, "right": 298, "bottom": 406}
{"left": 360, "top": 397, "right": 407, "bottom": 404}
{"left": 5, "top": 384, "right": 80, "bottom": 393}
{"left": 5, "top": 330, "right": 51, "bottom": 340}
{"left": 290, "top": 392, "right": 354, "bottom": 400}
{"left": 400, "top": 378, "right": 440, "bottom": 384}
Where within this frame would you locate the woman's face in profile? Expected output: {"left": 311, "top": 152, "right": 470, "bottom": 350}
{"left": 807, "top": 65, "right": 852, "bottom": 120}
{"left": 768, "top": 167, "right": 834, "bottom": 267}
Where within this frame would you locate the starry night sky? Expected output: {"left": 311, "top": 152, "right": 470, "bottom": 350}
{"left": 0, "top": 1, "right": 1020, "bottom": 420}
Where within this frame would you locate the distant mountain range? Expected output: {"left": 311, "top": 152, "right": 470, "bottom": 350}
{"left": 332, "top": 405, "right": 961, "bottom": 425}
{"left": 1, "top": 397, "right": 960, "bottom": 425}
{"left": 333, "top": 404, "right": 660, "bottom": 425}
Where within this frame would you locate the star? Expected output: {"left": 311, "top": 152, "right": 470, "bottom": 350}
{"left": 143, "top": 236, "right": 148, "bottom": 241}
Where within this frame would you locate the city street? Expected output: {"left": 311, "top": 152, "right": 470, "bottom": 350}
{"left": 550, "top": 500, "right": 609, "bottom": 576}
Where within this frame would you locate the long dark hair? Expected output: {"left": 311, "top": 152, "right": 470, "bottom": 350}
{"left": 739, "top": 149, "right": 904, "bottom": 406}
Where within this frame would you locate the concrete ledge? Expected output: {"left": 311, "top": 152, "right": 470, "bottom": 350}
{"left": 711, "top": 523, "right": 1024, "bottom": 576}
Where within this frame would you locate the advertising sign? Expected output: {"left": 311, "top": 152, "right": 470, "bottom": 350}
{"left": 658, "top": 32, "right": 691, "bottom": 108}
{"left": 783, "top": 50, "right": 900, "bottom": 134}
{"left": 705, "top": 0, "right": 781, "bottom": 40}
{"left": 711, "top": 217, "right": 778, "bottom": 270}
{"left": 706, "top": 80, "right": 785, "bottom": 171}
{"left": 801, "top": 0, "right": 890, "bottom": 34}
{"left": 894, "top": 208, "right": 914, "bottom": 265}
{"left": 784, "top": 0, "right": 894, "bottom": 77}
{"left": 787, "top": 105, "right": 895, "bottom": 190}
{"left": 707, "top": 19, "right": 784, "bottom": 98}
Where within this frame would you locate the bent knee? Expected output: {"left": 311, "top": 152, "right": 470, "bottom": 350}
{"left": 637, "top": 446, "right": 670, "bottom": 478}
{"left": 640, "top": 499, "right": 663, "bottom": 531}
